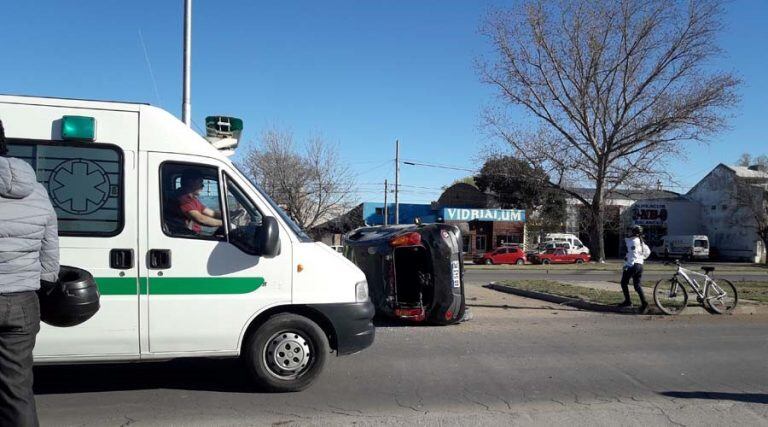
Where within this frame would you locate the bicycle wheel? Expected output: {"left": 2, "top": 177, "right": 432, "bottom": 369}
{"left": 706, "top": 278, "right": 738, "bottom": 314}
{"left": 653, "top": 277, "right": 688, "bottom": 315}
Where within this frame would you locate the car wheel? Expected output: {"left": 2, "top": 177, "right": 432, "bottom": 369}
{"left": 575, "top": 259, "right": 584, "bottom": 264}
{"left": 485, "top": 259, "right": 493, "bottom": 265}
{"left": 243, "top": 313, "right": 329, "bottom": 392}
{"left": 516, "top": 259, "right": 525, "bottom": 265}
{"left": 542, "top": 259, "right": 551, "bottom": 265}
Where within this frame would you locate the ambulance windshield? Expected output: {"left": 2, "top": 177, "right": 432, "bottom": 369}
{"left": 234, "top": 166, "right": 313, "bottom": 242}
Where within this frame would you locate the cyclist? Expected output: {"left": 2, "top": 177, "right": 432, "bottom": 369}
{"left": 619, "top": 225, "right": 651, "bottom": 313}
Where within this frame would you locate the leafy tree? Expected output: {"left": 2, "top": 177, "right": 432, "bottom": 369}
{"left": 474, "top": 156, "right": 566, "bottom": 230}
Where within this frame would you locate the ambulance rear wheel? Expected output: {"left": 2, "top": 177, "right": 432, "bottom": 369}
{"left": 244, "top": 313, "right": 329, "bottom": 392}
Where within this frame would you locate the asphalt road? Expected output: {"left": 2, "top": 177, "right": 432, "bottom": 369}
{"left": 465, "top": 267, "right": 768, "bottom": 284}
{"left": 35, "top": 282, "right": 768, "bottom": 426}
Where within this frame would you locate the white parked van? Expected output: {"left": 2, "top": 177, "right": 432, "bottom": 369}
{"left": 0, "top": 95, "right": 374, "bottom": 392}
{"left": 542, "top": 233, "right": 589, "bottom": 255}
{"left": 653, "top": 235, "right": 710, "bottom": 260}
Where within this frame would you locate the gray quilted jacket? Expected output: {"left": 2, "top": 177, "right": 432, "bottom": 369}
{"left": 0, "top": 156, "right": 59, "bottom": 292}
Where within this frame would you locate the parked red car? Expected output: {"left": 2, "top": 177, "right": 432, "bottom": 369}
{"left": 529, "top": 248, "right": 590, "bottom": 265}
{"left": 473, "top": 246, "right": 526, "bottom": 265}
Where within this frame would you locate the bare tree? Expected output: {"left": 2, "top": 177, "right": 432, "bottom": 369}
{"left": 732, "top": 176, "right": 768, "bottom": 264}
{"left": 479, "top": 0, "right": 740, "bottom": 261}
{"left": 240, "top": 128, "right": 356, "bottom": 230}
{"left": 737, "top": 153, "right": 768, "bottom": 168}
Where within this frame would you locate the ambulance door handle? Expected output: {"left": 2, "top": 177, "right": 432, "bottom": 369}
{"left": 148, "top": 249, "right": 172, "bottom": 269}
{"left": 110, "top": 249, "right": 134, "bottom": 270}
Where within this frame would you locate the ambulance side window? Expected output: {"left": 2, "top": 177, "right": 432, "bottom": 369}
{"left": 7, "top": 140, "right": 123, "bottom": 236}
{"left": 160, "top": 162, "right": 224, "bottom": 240}
{"left": 224, "top": 176, "right": 263, "bottom": 255}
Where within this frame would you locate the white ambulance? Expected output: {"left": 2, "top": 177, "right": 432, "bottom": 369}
{"left": 0, "top": 94, "right": 375, "bottom": 392}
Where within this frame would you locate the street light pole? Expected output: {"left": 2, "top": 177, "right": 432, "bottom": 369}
{"left": 394, "top": 139, "right": 400, "bottom": 225}
{"left": 383, "top": 179, "right": 388, "bottom": 226}
{"left": 182, "top": 0, "right": 192, "bottom": 127}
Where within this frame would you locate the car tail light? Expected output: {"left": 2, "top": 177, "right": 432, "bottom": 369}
{"left": 444, "top": 309, "right": 454, "bottom": 320}
{"left": 389, "top": 232, "right": 422, "bottom": 247}
{"left": 394, "top": 307, "right": 425, "bottom": 321}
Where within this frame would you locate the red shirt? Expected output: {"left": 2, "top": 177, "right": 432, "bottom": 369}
{"left": 178, "top": 193, "right": 205, "bottom": 233}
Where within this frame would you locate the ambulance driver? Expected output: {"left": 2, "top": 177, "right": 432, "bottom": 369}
{"left": 177, "top": 169, "right": 223, "bottom": 234}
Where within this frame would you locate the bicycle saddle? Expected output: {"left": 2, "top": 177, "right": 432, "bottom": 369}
{"left": 700, "top": 266, "right": 715, "bottom": 273}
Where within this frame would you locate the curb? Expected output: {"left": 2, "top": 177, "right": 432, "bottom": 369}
{"left": 484, "top": 283, "right": 632, "bottom": 314}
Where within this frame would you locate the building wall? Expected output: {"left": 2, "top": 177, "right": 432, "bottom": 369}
{"left": 686, "top": 165, "right": 763, "bottom": 262}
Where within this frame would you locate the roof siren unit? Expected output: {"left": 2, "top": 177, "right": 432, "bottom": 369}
{"left": 204, "top": 116, "right": 243, "bottom": 157}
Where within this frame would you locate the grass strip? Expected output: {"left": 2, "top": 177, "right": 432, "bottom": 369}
{"left": 634, "top": 280, "right": 768, "bottom": 303}
{"left": 467, "top": 262, "right": 768, "bottom": 273}
{"left": 504, "top": 278, "right": 768, "bottom": 306}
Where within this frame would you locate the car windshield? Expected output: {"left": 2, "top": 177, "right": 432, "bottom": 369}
{"left": 234, "top": 165, "right": 313, "bottom": 243}
{"left": 694, "top": 239, "right": 708, "bottom": 248}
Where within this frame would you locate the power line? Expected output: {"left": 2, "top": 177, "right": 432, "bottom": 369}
{"left": 402, "top": 159, "right": 478, "bottom": 173}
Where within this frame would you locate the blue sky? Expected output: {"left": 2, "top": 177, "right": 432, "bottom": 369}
{"left": 2, "top": 1, "right": 766, "bottom": 203}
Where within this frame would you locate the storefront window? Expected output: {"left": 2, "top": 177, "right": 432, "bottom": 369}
{"left": 496, "top": 234, "right": 523, "bottom": 247}
{"left": 475, "top": 235, "right": 487, "bottom": 252}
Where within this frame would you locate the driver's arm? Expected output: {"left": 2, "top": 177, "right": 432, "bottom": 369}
{"left": 187, "top": 209, "right": 223, "bottom": 227}
{"left": 202, "top": 207, "right": 221, "bottom": 219}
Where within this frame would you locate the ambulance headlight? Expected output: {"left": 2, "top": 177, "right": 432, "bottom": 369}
{"left": 355, "top": 281, "right": 369, "bottom": 302}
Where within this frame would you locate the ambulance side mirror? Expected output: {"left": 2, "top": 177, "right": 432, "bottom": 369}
{"left": 255, "top": 216, "right": 280, "bottom": 258}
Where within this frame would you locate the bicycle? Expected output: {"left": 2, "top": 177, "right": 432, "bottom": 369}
{"left": 653, "top": 260, "right": 738, "bottom": 315}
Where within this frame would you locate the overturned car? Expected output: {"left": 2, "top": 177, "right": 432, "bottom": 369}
{"left": 343, "top": 224, "right": 466, "bottom": 325}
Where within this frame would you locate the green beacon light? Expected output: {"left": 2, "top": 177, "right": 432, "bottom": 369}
{"left": 61, "top": 116, "right": 96, "bottom": 141}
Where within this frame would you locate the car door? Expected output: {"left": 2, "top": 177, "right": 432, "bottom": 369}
{"left": 497, "top": 248, "right": 510, "bottom": 264}
{"left": 554, "top": 249, "right": 566, "bottom": 263}
{"left": 142, "top": 153, "right": 292, "bottom": 354}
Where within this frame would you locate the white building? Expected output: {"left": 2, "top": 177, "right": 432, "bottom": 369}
{"left": 628, "top": 164, "right": 768, "bottom": 262}
{"left": 686, "top": 164, "right": 768, "bottom": 262}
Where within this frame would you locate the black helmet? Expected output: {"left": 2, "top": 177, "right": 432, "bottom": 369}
{"left": 38, "top": 266, "right": 100, "bottom": 327}
{"left": 631, "top": 225, "right": 643, "bottom": 236}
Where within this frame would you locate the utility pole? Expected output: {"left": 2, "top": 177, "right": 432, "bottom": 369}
{"left": 383, "top": 179, "right": 389, "bottom": 226}
{"left": 182, "top": 0, "right": 192, "bottom": 127}
{"left": 394, "top": 139, "right": 400, "bottom": 225}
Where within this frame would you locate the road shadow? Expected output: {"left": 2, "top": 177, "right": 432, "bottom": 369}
{"left": 372, "top": 315, "right": 464, "bottom": 328}
{"left": 660, "top": 391, "right": 768, "bottom": 404}
{"left": 34, "top": 358, "right": 262, "bottom": 395}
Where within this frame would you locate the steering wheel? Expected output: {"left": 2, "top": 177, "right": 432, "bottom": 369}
{"left": 229, "top": 208, "right": 247, "bottom": 229}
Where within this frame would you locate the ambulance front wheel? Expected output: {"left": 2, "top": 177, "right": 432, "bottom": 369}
{"left": 244, "top": 313, "right": 329, "bottom": 392}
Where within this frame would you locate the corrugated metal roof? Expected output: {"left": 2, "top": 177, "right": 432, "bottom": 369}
{"left": 724, "top": 165, "right": 768, "bottom": 179}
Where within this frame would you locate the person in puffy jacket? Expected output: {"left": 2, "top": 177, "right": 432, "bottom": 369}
{"left": 0, "top": 120, "right": 59, "bottom": 427}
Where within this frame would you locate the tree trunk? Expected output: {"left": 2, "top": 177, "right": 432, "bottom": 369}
{"left": 590, "top": 178, "right": 607, "bottom": 263}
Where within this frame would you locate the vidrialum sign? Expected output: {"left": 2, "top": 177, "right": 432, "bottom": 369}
{"left": 442, "top": 208, "right": 525, "bottom": 222}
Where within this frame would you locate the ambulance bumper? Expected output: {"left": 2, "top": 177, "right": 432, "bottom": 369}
{"left": 309, "top": 301, "right": 375, "bottom": 356}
